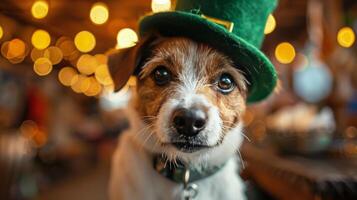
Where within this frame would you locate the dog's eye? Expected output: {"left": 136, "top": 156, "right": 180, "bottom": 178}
{"left": 152, "top": 66, "right": 171, "bottom": 86}
{"left": 217, "top": 73, "right": 235, "bottom": 94}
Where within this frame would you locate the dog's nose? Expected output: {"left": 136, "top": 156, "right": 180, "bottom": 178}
{"left": 172, "top": 107, "right": 207, "bottom": 137}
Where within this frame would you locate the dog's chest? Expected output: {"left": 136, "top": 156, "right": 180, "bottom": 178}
{"left": 109, "top": 132, "right": 246, "bottom": 200}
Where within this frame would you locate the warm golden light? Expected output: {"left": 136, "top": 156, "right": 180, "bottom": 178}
{"left": 32, "top": 30, "right": 51, "bottom": 50}
{"left": 44, "top": 46, "right": 63, "bottom": 65}
{"left": 94, "top": 54, "right": 108, "bottom": 65}
{"left": 58, "top": 67, "right": 78, "bottom": 86}
{"left": 90, "top": 2, "right": 109, "bottom": 25}
{"left": 31, "top": 48, "right": 45, "bottom": 62}
{"left": 0, "top": 41, "right": 26, "bottom": 64}
{"left": 56, "top": 37, "right": 77, "bottom": 57}
{"left": 264, "top": 14, "right": 276, "bottom": 35}
{"left": 77, "top": 54, "right": 98, "bottom": 75}
{"left": 337, "top": 27, "right": 355, "bottom": 48}
{"left": 31, "top": 0, "right": 49, "bottom": 19}
{"left": 0, "top": 26, "right": 3, "bottom": 40}
{"left": 127, "top": 76, "right": 137, "bottom": 86}
{"left": 95, "top": 64, "right": 113, "bottom": 85}
{"left": 7, "top": 39, "right": 26, "bottom": 59}
{"left": 1, "top": 41, "right": 9, "bottom": 58}
{"left": 116, "top": 28, "right": 138, "bottom": 49}
{"left": 74, "top": 31, "right": 96, "bottom": 53}
{"left": 151, "top": 0, "right": 171, "bottom": 13}
{"left": 71, "top": 74, "right": 88, "bottom": 93}
{"left": 275, "top": 42, "right": 296, "bottom": 64}
{"left": 34, "top": 57, "right": 53, "bottom": 76}
{"left": 84, "top": 77, "right": 102, "bottom": 96}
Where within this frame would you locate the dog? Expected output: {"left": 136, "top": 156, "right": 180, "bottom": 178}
{"left": 108, "top": 35, "right": 248, "bottom": 200}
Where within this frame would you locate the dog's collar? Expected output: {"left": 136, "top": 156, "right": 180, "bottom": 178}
{"left": 153, "top": 155, "right": 226, "bottom": 184}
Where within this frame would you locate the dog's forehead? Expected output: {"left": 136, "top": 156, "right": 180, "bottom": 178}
{"left": 152, "top": 37, "right": 230, "bottom": 74}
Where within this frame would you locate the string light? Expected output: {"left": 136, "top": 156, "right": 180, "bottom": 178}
{"left": 7, "top": 38, "right": 26, "bottom": 59}
{"left": 275, "top": 42, "right": 296, "bottom": 64}
{"left": 95, "top": 64, "right": 113, "bottom": 85}
{"left": 74, "top": 31, "right": 96, "bottom": 53}
{"left": 1, "top": 41, "right": 9, "bottom": 58}
{"left": 32, "top": 30, "right": 51, "bottom": 50}
{"left": 71, "top": 74, "right": 89, "bottom": 93}
{"left": 56, "top": 37, "right": 77, "bottom": 58}
{"left": 30, "top": 48, "right": 45, "bottom": 62}
{"left": 151, "top": 0, "right": 171, "bottom": 13}
{"left": 44, "top": 46, "right": 63, "bottom": 65}
{"left": 116, "top": 28, "right": 138, "bottom": 49}
{"left": 84, "top": 77, "right": 102, "bottom": 96}
{"left": 264, "top": 14, "right": 276, "bottom": 35}
{"left": 33, "top": 57, "right": 53, "bottom": 76}
{"left": 0, "top": 26, "right": 3, "bottom": 40}
{"left": 77, "top": 54, "right": 98, "bottom": 75}
{"left": 58, "top": 67, "right": 78, "bottom": 86}
{"left": 337, "top": 27, "right": 355, "bottom": 48}
{"left": 31, "top": 0, "right": 49, "bottom": 19}
{"left": 94, "top": 54, "right": 107, "bottom": 65}
{"left": 90, "top": 2, "right": 109, "bottom": 25}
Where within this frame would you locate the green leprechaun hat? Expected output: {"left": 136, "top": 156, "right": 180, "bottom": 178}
{"left": 139, "top": 0, "right": 278, "bottom": 103}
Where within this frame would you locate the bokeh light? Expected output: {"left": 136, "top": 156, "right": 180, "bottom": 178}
{"left": 337, "top": 27, "right": 355, "bottom": 48}
{"left": 7, "top": 38, "right": 26, "bottom": 59}
{"left": 94, "top": 54, "right": 108, "bottom": 65}
{"left": 95, "top": 64, "right": 113, "bottom": 85}
{"left": 264, "top": 14, "right": 276, "bottom": 35}
{"left": 116, "top": 28, "right": 138, "bottom": 49}
{"left": 127, "top": 76, "right": 137, "bottom": 86}
{"left": 58, "top": 67, "right": 78, "bottom": 86}
{"left": 30, "top": 48, "right": 45, "bottom": 62}
{"left": 34, "top": 57, "right": 53, "bottom": 76}
{"left": 294, "top": 62, "right": 333, "bottom": 103}
{"left": 74, "top": 31, "right": 96, "bottom": 53}
{"left": 31, "top": 29, "right": 51, "bottom": 50}
{"left": 20, "top": 120, "right": 48, "bottom": 148}
{"left": 84, "top": 77, "right": 102, "bottom": 96}
{"left": 0, "top": 26, "right": 3, "bottom": 40}
{"left": 1, "top": 39, "right": 28, "bottom": 64}
{"left": 71, "top": 74, "right": 91, "bottom": 93}
{"left": 44, "top": 46, "right": 63, "bottom": 65}
{"left": 56, "top": 37, "right": 77, "bottom": 58}
{"left": 151, "top": 0, "right": 171, "bottom": 13}
{"left": 77, "top": 54, "right": 98, "bottom": 75}
{"left": 90, "top": 2, "right": 109, "bottom": 25}
{"left": 1, "top": 41, "right": 9, "bottom": 58}
{"left": 31, "top": 0, "right": 49, "bottom": 19}
{"left": 275, "top": 42, "right": 296, "bottom": 64}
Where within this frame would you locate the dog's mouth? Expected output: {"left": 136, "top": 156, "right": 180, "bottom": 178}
{"left": 168, "top": 142, "right": 211, "bottom": 153}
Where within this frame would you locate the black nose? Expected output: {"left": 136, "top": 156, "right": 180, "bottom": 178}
{"left": 172, "top": 107, "right": 207, "bottom": 137}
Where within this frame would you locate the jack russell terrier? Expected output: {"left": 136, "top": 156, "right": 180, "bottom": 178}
{"left": 108, "top": 0, "right": 277, "bottom": 199}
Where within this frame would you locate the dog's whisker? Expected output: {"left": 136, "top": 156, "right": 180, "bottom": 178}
{"left": 134, "top": 123, "right": 155, "bottom": 139}
{"left": 142, "top": 131, "right": 154, "bottom": 146}
{"left": 237, "top": 149, "right": 245, "bottom": 169}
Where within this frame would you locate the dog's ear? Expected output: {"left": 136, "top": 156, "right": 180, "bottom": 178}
{"left": 107, "top": 34, "right": 161, "bottom": 92}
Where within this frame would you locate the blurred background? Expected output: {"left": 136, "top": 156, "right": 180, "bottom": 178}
{"left": 0, "top": 0, "right": 356, "bottom": 199}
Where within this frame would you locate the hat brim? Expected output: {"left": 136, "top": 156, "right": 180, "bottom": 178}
{"left": 139, "top": 11, "right": 277, "bottom": 103}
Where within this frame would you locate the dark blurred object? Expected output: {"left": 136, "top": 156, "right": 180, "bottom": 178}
{"left": 242, "top": 142, "right": 357, "bottom": 200}
{"left": 0, "top": 131, "right": 34, "bottom": 199}
{"left": 266, "top": 104, "right": 335, "bottom": 155}
{"left": 245, "top": 180, "right": 276, "bottom": 200}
